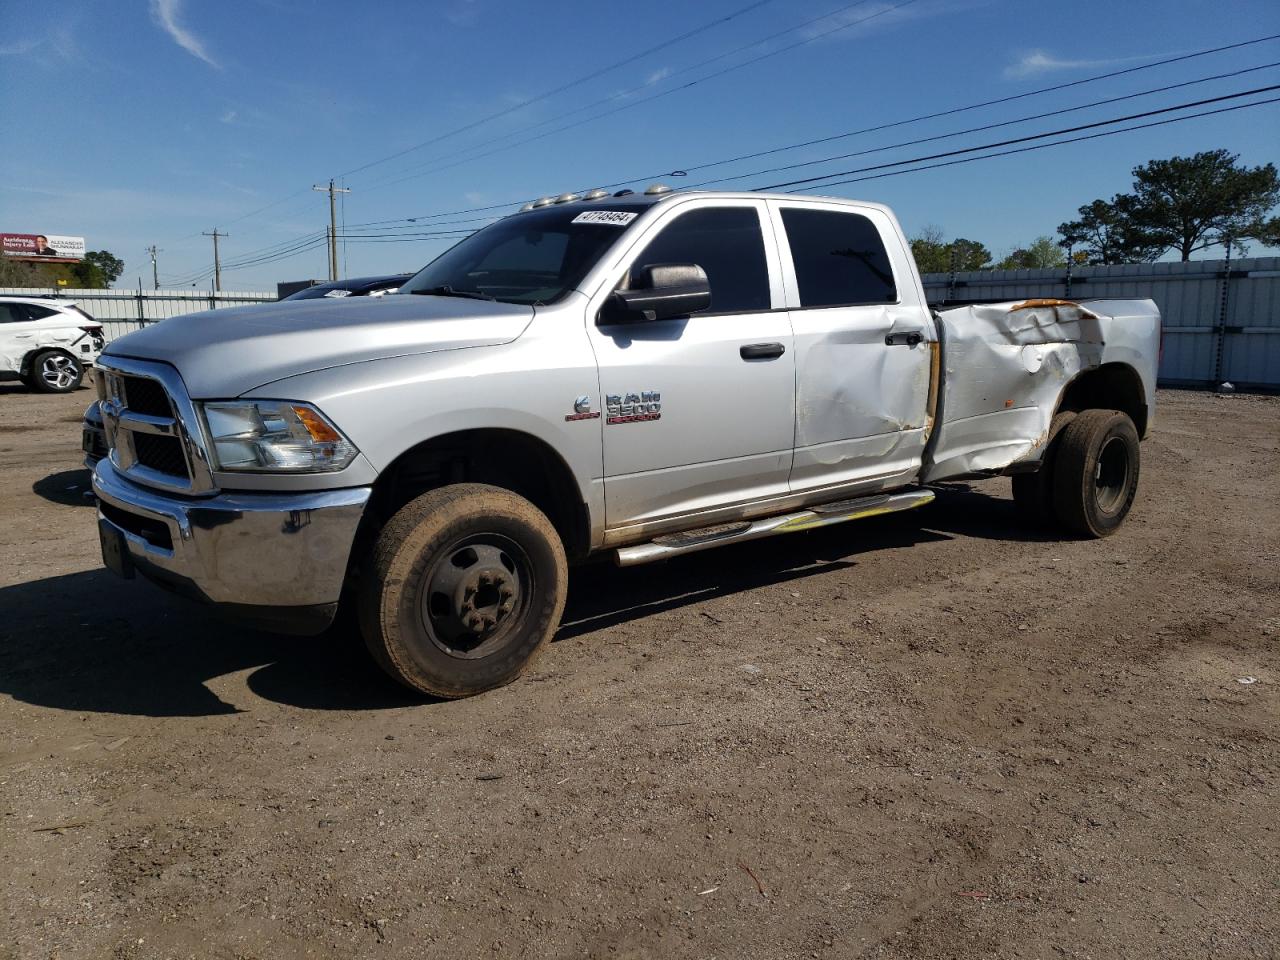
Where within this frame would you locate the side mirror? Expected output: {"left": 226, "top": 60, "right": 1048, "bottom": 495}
{"left": 603, "top": 263, "right": 711, "bottom": 323}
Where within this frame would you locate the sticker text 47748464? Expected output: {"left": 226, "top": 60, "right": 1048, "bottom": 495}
{"left": 571, "top": 211, "right": 638, "bottom": 226}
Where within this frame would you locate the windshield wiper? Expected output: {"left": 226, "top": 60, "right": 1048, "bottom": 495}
{"left": 411, "top": 284, "right": 496, "bottom": 302}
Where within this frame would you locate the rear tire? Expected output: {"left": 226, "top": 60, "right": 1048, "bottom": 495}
{"left": 1011, "top": 410, "right": 1077, "bottom": 526}
{"left": 1051, "top": 409, "right": 1140, "bottom": 538}
{"left": 31, "top": 350, "right": 84, "bottom": 393}
{"left": 358, "top": 483, "right": 568, "bottom": 698}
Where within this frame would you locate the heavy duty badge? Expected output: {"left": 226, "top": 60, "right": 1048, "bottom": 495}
{"left": 606, "top": 391, "right": 661, "bottom": 424}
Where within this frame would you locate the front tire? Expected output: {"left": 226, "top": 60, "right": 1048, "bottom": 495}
{"left": 1051, "top": 409, "right": 1140, "bottom": 538}
{"left": 31, "top": 350, "right": 84, "bottom": 393}
{"left": 358, "top": 483, "right": 568, "bottom": 698}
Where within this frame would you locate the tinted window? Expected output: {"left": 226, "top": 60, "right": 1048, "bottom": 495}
{"left": 401, "top": 204, "right": 652, "bottom": 305}
{"left": 781, "top": 208, "right": 897, "bottom": 307}
{"left": 25, "top": 305, "right": 59, "bottom": 319}
{"left": 0, "top": 303, "right": 30, "bottom": 323}
{"left": 632, "top": 206, "right": 770, "bottom": 314}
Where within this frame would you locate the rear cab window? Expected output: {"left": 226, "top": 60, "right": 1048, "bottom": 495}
{"left": 779, "top": 207, "right": 897, "bottom": 308}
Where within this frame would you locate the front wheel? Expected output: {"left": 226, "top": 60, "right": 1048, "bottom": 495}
{"left": 358, "top": 483, "right": 568, "bottom": 698}
{"left": 1051, "top": 409, "right": 1140, "bottom": 538}
{"left": 31, "top": 350, "right": 84, "bottom": 393}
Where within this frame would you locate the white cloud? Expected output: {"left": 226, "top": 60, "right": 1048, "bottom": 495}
{"left": 0, "top": 38, "right": 41, "bottom": 57}
{"left": 220, "top": 109, "right": 238, "bottom": 124}
{"left": 1003, "top": 49, "right": 1154, "bottom": 80}
{"left": 149, "top": 0, "right": 219, "bottom": 68}
{"left": 444, "top": 0, "right": 481, "bottom": 27}
{"left": 645, "top": 66, "right": 671, "bottom": 87}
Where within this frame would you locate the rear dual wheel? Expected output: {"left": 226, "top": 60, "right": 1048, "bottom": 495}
{"left": 358, "top": 483, "right": 568, "bottom": 699}
{"left": 1013, "top": 408, "right": 1140, "bottom": 538}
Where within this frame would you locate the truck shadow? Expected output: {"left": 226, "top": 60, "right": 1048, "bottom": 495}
{"left": 32, "top": 468, "right": 96, "bottom": 507}
{"left": 0, "top": 483, "right": 1053, "bottom": 717}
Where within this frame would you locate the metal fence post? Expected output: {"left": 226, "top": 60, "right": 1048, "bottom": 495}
{"left": 1212, "top": 239, "right": 1233, "bottom": 385}
{"left": 947, "top": 246, "right": 957, "bottom": 303}
{"left": 137, "top": 279, "right": 145, "bottom": 328}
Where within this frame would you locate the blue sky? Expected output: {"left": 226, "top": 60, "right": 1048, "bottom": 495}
{"left": 2, "top": 0, "right": 1278, "bottom": 291}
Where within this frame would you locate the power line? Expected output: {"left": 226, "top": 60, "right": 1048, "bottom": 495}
{"left": 338, "top": 0, "right": 779, "bottom": 179}
{"left": 689, "top": 61, "right": 1280, "bottom": 189}
{"left": 604, "top": 33, "right": 1280, "bottom": 188}
{"left": 356, "top": 0, "right": 920, "bottom": 194}
{"left": 753, "top": 85, "right": 1280, "bottom": 191}
{"left": 345, "top": 32, "right": 1280, "bottom": 230}
{"left": 780, "top": 95, "right": 1280, "bottom": 193}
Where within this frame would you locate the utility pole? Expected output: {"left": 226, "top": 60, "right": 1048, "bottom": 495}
{"left": 146, "top": 245, "right": 160, "bottom": 290}
{"left": 202, "top": 229, "right": 226, "bottom": 292}
{"left": 312, "top": 179, "right": 350, "bottom": 281}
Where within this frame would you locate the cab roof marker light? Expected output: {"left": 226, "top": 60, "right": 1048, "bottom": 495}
{"left": 554, "top": 193, "right": 581, "bottom": 204}
{"left": 531, "top": 197, "right": 554, "bottom": 208}
{"left": 582, "top": 188, "right": 609, "bottom": 200}
{"left": 518, "top": 202, "right": 536, "bottom": 213}
{"left": 644, "top": 183, "right": 674, "bottom": 195}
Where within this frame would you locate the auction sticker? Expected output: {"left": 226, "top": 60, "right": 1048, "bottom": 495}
{"left": 572, "top": 210, "right": 638, "bottom": 226}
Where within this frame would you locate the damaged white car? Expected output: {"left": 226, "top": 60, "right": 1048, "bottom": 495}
{"left": 0, "top": 295, "right": 104, "bottom": 393}
{"left": 92, "top": 189, "right": 1160, "bottom": 698}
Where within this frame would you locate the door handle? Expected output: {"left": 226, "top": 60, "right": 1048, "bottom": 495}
{"left": 885, "top": 332, "right": 924, "bottom": 347}
{"left": 740, "top": 342, "right": 785, "bottom": 361}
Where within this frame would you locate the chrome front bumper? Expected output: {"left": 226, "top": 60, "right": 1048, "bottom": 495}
{"left": 92, "top": 459, "right": 371, "bottom": 634}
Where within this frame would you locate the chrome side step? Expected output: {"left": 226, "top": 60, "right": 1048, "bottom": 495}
{"left": 613, "top": 488, "right": 935, "bottom": 566}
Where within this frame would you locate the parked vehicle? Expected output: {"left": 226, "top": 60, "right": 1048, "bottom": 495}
{"left": 83, "top": 401, "right": 107, "bottom": 468}
{"left": 282, "top": 274, "right": 412, "bottom": 301}
{"left": 91, "top": 188, "right": 1160, "bottom": 698}
{"left": 0, "top": 295, "right": 104, "bottom": 393}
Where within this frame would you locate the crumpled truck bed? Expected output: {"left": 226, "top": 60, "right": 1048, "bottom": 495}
{"left": 923, "top": 298, "right": 1161, "bottom": 483}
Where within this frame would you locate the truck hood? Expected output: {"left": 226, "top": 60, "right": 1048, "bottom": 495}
{"left": 104, "top": 295, "right": 535, "bottom": 397}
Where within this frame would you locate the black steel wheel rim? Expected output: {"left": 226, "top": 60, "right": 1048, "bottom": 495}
{"left": 417, "top": 533, "right": 533, "bottom": 660}
{"left": 1094, "top": 435, "right": 1130, "bottom": 513}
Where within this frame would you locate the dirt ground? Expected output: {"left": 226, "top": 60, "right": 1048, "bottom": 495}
{"left": 0, "top": 380, "right": 1276, "bottom": 960}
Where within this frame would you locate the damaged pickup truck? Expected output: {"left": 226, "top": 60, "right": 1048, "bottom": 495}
{"left": 92, "top": 189, "right": 1160, "bottom": 698}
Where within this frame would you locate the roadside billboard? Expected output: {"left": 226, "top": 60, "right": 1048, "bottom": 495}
{"left": 1, "top": 233, "right": 85, "bottom": 261}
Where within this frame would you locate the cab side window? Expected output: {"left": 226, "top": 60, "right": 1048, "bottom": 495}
{"left": 632, "top": 206, "right": 771, "bottom": 314}
{"left": 780, "top": 208, "right": 897, "bottom": 308}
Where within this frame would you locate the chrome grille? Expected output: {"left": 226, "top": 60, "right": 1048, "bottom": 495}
{"left": 120, "top": 375, "right": 172, "bottom": 417}
{"left": 97, "top": 358, "right": 215, "bottom": 494}
{"left": 132, "top": 433, "right": 188, "bottom": 477}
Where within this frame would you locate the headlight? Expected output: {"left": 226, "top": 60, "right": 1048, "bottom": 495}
{"left": 199, "top": 400, "right": 358, "bottom": 473}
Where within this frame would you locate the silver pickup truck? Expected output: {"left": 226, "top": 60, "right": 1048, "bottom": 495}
{"left": 92, "top": 188, "right": 1160, "bottom": 698}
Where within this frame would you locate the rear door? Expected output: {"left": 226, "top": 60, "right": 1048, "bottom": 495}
{"left": 587, "top": 198, "right": 796, "bottom": 532}
{"left": 768, "top": 200, "right": 934, "bottom": 495}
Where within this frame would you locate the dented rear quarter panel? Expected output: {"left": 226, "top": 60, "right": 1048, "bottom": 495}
{"left": 923, "top": 298, "right": 1160, "bottom": 482}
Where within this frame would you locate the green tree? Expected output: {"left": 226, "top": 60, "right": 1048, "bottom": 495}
{"left": 909, "top": 225, "right": 992, "bottom": 273}
{"left": 997, "top": 236, "right": 1067, "bottom": 270}
{"left": 70, "top": 250, "right": 125, "bottom": 289}
{"left": 0, "top": 257, "right": 49, "bottom": 288}
{"left": 1061, "top": 151, "right": 1280, "bottom": 263}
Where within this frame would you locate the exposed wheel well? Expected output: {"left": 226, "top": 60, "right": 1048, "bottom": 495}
{"left": 363, "top": 429, "right": 591, "bottom": 562}
{"left": 1057, "top": 363, "right": 1148, "bottom": 438}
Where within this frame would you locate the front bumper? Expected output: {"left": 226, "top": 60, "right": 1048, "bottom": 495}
{"left": 92, "top": 459, "right": 371, "bottom": 634}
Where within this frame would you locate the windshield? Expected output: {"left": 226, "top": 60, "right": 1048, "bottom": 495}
{"left": 400, "top": 204, "right": 647, "bottom": 305}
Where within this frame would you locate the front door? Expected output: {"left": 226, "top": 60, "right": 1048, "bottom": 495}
{"left": 588, "top": 200, "right": 796, "bottom": 532}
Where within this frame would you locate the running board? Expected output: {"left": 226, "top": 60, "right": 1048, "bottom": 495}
{"left": 613, "top": 488, "right": 935, "bottom": 566}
